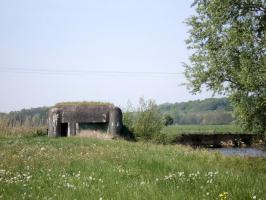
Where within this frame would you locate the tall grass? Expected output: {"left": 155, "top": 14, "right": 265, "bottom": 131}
{"left": 0, "top": 137, "right": 265, "bottom": 199}
{"left": 0, "top": 120, "right": 46, "bottom": 138}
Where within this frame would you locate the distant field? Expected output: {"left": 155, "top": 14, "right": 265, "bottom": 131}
{"left": 0, "top": 136, "right": 265, "bottom": 199}
{"left": 162, "top": 124, "right": 245, "bottom": 135}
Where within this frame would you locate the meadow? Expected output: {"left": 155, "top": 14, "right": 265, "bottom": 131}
{"left": 0, "top": 136, "right": 265, "bottom": 200}
{"left": 161, "top": 124, "right": 245, "bottom": 135}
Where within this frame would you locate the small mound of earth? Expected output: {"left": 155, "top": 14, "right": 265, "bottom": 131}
{"left": 76, "top": 130, "right": 114, "bottom": 140}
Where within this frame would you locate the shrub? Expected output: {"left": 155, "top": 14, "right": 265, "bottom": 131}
{"left": 32, "top": 128, "right": 47, "bottom": 137}
{"left": 123, "top": 98, "right": 164, "bottom": 141}
{"left": 163, "top": 114, "right": 174, "bottom": 126}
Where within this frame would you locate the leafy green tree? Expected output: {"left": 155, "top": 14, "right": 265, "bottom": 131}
{"left": 184, "top": 0, "right": 266, "bottom": 133}
{"left": 133, "top": 98, "right": 164, "bottom": 140}
{"left": 163, "top": 114, "right": 174, "bottom": 126}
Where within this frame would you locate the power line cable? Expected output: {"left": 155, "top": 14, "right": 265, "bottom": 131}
{"left": 0, "top": 67, "right": 184, "bottom": 77}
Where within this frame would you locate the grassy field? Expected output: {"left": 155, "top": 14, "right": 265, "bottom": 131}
{"left": 162, "top": 124, "right": 245, "bottom": 136}
{"left": 0, "top": 136, "right": 265, "bottom": 200}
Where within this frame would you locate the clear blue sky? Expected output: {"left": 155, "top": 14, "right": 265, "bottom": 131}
{"left": 0, "top": 0, "right": 214, "bottom": 112}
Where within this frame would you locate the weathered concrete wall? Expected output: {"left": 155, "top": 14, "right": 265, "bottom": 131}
{"left": 61, "top": 105, "right": 112, "bottom": 123}
{"left": 48, "top": 105, "right": 123, "bottom": 137}
{"left": 108, "top": 107, "right": 123, "bottom": 135}
{"left": 48, "top": 107, "right": 61, "bottom": 137}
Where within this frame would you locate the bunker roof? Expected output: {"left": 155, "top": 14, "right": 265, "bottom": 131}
{"left": 54, "top": 101, "right": 114, "bottom": 108}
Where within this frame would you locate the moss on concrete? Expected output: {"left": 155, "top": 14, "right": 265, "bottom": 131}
{"left": 54, "top": 101, "right": 114, "bottom": 107}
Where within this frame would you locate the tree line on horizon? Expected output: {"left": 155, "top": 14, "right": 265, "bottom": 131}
{"left": 158, "top": 98, "right": 234, "bottom": 125}
{"left": 0, "top": 107, "right": 48, "bottom": 128}
{"left": 0, "top": 98, "right": 234, "bottom": 129}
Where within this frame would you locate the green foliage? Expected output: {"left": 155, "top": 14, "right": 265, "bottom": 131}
{"left": 132, "top": 98, "right": 164, "bottom": 140}
{"left": 231, "top": 92, "right": 266, "bottom": 134}
{"left": 159, "top": 98, "right": 232, "bottom": 113}
{"left": 179, "top": 111, "right": 233, "bottom": 125}
{"left": 121, "top": 103, "right": 136, "bottom": 141}
{"left": 0, "top": 107, "right": 48, "bottom": 128}
{"left": 33, "top": 128, "right": 47, "bottom": 137}
{"left": 123, "top": 98, "right": 164, "bottom": 141}
{"left": 158, "top": 98, "right": 234, "bottom": 125}
{"left": 185, "top": 0, "right": 266, "bottom": 133}
{"left": 163, "top": 114, "right": 174, "bottom": 126}
{"left": 122, "top": 102, "right": 136, "bottom": 135}
{"left": 0, "top": 107, "right": 48, "bottom": 138}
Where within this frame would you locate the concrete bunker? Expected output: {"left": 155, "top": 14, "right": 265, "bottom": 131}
{"left": 48, "top": 102, "right": 123, "bottom": 137}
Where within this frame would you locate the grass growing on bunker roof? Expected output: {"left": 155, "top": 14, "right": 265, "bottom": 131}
{"left": 54, "top": 101, "right": 114, "bottom": 107}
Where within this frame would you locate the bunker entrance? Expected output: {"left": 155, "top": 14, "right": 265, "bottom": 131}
{"left": 60, "top": 123, "right": 68, "bottom": 137}
{"left": 78, "top": 123, "right": 108, "bottom": 134}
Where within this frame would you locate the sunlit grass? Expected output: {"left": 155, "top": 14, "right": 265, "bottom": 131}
{"left": 162, "top": 124, "right": 245, "bottom": 135}
{"left": 0, "top": 136, "right": 265, "bottom": 199}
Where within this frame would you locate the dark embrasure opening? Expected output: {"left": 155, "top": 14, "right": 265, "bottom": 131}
{"left": 60, "top": 123, "right": 68, "bottom": 136}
